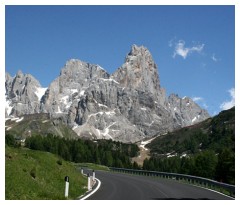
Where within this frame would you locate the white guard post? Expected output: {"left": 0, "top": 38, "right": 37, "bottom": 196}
{"left": 87, "top": 173, "right": 91, "bottom": 191}
{"left": 65, "top": 176, "right": 69, "bottom": 198}
{"left": 93, "top": 170, "right": 95, "bottom": 181}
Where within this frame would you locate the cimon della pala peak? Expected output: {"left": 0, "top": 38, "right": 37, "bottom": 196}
{"left": 5, "top": 45, "right": 210, "bottom": 143}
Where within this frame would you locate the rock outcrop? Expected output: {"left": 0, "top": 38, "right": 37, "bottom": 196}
{"left": 40, "top": 59, "right": 109, "bottom": 117}
{"left": 5, "top": 70, "right": 47, "bottom": 117}
{"left": 112, "top": 44, "right": 166, "bottom": 105}
{"left": 5, "top": 45, "right": 210, "bottom": 142}
{"left": 168, "top": 94, "right": 210, "bottom": 128}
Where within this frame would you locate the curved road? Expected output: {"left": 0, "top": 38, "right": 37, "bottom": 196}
{"left": 85, "top": 170, "right": 232, "bottom": 200}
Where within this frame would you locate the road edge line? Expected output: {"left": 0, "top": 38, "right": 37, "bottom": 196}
{"left": 79, "top": 178, "right": 101, "bottom": 200}
{"left": 188, "top": 183, "right": 235, "bottom": 199}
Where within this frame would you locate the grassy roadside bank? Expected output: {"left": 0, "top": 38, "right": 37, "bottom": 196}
{"left": 5, "top": 146, "right": 87, "bottom": 199}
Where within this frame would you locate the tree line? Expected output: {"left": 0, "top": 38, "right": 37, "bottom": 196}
{"left": 143, "top": 148, "right": 234, "bottom": 185}
{"left": 6, "top": 133, "right": 140, "bottom": 169}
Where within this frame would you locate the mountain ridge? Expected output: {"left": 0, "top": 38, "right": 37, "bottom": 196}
{"left": 5, "top": 44, "right": 210, "bottom": 142}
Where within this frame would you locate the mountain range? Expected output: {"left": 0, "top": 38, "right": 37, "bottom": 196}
{"left": 5, "top": 45, "right": 210, "bottom": 142}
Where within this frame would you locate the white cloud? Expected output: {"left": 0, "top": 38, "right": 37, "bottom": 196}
{"left": 172, "top": 40, "right": 204, "bottom": 59}
{"left": 192, "top": 97, "right": 208, "bottom": 109}
{"left": 192, "top": 97, "right": 203, "bottom": 102}
{"left": 220, "top": 88, "right": 235, "bottom": 110}
{"left": 168, "top": 37, "right": 176, "bottom": 47}
{"left": 211, "top": 53, "right": 220, "bottom": 62}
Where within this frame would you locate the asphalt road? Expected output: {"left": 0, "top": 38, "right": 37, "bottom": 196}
{"left": 84, "top": 170, "right": 233, "bottom": 200}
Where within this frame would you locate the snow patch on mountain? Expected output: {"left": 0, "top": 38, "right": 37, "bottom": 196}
{"left": 56, "top": 106, "right": 63, "bottom": 114}
{"left": 140, "top": 137, "right": 157, "bottom": 151}
{"left": 5, "top": 97, "right": 13, "bottom": 116}
{"left": 192, "top": 117, "right": 197, "bottom": 123}
{"left": 99, "top": 78, "right": 119, "bottom": 84}
{"left": 35, "top": 87, "right": 48, "bottom": 101}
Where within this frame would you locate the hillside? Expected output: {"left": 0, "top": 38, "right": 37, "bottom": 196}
{"left": 5, "top": 113, "right": 79, "bottom": 140}
{"left": 147, "top": 107, "right": 234, "bottom": 156}
{"left": 143, "top": 107, "right": 235, "bottom": 184}
{"left": 5, "top": 146, "right": 87, "bottom": 199}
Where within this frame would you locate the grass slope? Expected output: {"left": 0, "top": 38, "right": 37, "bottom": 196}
{"left": 5, "top": 146, "right": 87, "bottom": 199}
{"left": 147, "top": 107, "right": 235, "bottom": 156}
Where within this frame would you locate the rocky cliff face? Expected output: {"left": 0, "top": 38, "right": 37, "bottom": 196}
{"left": 168, "top": 94, "right": 210, "bottom": 128}
{"left": 5, "top": 70, "right": 47, "bottom": 117}
{"left": 112, "top": 45, "right": 166, "bottom": 105}
{"left": 40, "top": 59, "right": 109, "bottom": 117}
{"left": 5, "top": 45, "right": 210, "bottom": 142}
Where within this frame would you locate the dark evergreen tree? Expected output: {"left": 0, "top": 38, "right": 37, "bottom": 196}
{"left": 193, "top": 150, "right": 217, "bottom": 179}
{"left": 216, "top": 148, "right": 235, "bottom": 184}
{"left": 6, "top": 134, "right": 16, "bottom": 147}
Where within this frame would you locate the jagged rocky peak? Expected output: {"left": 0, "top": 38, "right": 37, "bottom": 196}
{"left": 112, "top": 44, "right": 160, "bottom": 90}
{"left": 40, "top": 58, "right": 110, "bottom": 116}
{"left": 7, "top": 70, "right": 43, "bottom": 99}
{"left": 61, "top": 59, "right": 109, "bottom": 81}
{"left": 5, "top": 72, "right": 13, "bottom": 93}
{"left": 128, "top": 44, "right": 151, "bottom": 56}
{"left": 112, "top": 44, "right": 166, "bottom": 104}
{"left": 55, "top": 59, "right": 110, "bottom": 92}
{"left": 5, "top": 72, "right": 13, "bottom": 80}
{"left": 5, "top": 70, "right": 47, "bottom": 117}
{"left": 168, "top": 94, "right": 210, "bottom": 127}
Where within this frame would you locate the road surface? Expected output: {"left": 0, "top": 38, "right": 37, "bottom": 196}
{"left": 84, "top": 170, "right": 233, "bottom": 200}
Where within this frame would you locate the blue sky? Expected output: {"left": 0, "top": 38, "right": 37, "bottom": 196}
{"left": 5, "top": 5, "right": 235, "bottom": 116}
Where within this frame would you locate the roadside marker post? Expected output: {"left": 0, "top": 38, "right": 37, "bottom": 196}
{"left": 93, "top": 170, "right": 95, "bottom": 181}
{"left": 64, "top": 176, "right": 69, "bottom": 198}
{"left": 81, "top": 168, "right": 83, "bottom": 174}
{"left": 87, "top": 173, "right": 91, "bottom": 191}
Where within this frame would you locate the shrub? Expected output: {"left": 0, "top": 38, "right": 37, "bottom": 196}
{"left": 30, "top": 167, "right": 37, "bottom": 179}
{"left": 57, "top": 159, "right": 62, "bottom": 165}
